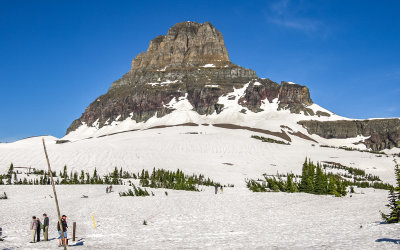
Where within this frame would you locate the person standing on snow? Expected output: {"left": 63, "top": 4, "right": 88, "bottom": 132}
{"left": 36, "top": 217, "right": 41, "bottom": 242}
{"left": 30, "top": 216, "right": 38, "bottom": 243}
{"left": 43, "top": 213, "right": 49, "bottom": 241}
{"left": 57, "top": 215, "right": 68, "bottom": 247}
{"left": 214, "top": 184, "right": 218, "bottom": 194}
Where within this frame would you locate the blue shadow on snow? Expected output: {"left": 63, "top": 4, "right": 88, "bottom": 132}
{"left": 376, "top": 238, "right": 400, "bottom": 244}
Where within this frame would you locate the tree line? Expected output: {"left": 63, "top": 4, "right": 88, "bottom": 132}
{"left": 0, "top": 164, "right": 225, "bottom": 192}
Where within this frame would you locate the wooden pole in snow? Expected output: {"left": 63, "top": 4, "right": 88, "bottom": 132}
{"left": 42, "top": 138, "right": 67, "bottom": 250}
{"left": 73, "top": 222, "right": 76, "bottom": 241}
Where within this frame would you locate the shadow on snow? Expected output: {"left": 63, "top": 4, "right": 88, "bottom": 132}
{"left": 376, "top": 238, "right": 400, "bottom": 244}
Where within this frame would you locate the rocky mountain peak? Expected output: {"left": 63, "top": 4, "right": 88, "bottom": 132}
{"left": 130, "top": 21, "right": 230, "bottom": 71}
{"left": 67, "top": 21, "right": 317, "bottom": 142}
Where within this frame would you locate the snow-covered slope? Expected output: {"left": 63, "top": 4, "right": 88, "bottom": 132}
{"left": 1, "top": 125, "right": 398, "bottom": 185}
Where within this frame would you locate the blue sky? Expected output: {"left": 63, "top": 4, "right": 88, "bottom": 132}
{"left": 0, "top": 0, "right": 399, "bottom": 141}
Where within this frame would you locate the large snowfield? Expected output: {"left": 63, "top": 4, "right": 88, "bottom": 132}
{"left": 1, "top": 125, "right": 400, "bottom": 249}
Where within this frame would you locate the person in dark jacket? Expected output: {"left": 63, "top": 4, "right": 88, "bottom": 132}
{"left": 36, "top": 217, "right": 41, "bottom": 242}
{"left": 43, "top": 213, "right": 49, "bottom": 241}
{"left": 57, "top": 215, "right": 68, "bottom": 246}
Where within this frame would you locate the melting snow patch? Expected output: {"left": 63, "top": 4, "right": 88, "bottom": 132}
{"left": 147, "top": 80, "right": 180, "bottom": 86}
{"left": 201, "top": 64, "right": 216, "bottom": 68}
{"left": 205, "top": 85, "right": 220, "bottom": 88}
{"left": 253, "top": 81, "right": 262, "bottom": 86}
{"left": 156, "top": 66, "right": 167, "bottom": 71}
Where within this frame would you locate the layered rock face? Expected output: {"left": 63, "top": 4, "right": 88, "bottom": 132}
{"left": 239, "top": 80, "right": 317, "bottom": 115}
{"left": 130, "top": 21, "right": 229, "bottom": 71}
{"left": 299, "top": 119, "right": 400, "bottom": 151}
{"left": 67, "top": 21, "right": 313, "bottom": 134}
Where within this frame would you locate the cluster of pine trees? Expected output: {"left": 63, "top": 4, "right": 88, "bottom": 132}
{"left": 322, "top": 162, "right": 392, "bottom": 190}
{"left": 323, "top": 162, "right": 381, "bottom": 181}
{"left": 320, "top": 144, "right": 386, "bottom": 155}
{"left": 299, "top": 159, "right": 347, "bottom": 196}
{"left": 251, "top": 135, "right": 290, "bottom": 145}
{"left": 381, "top": 161, "right": 400, "bottom": 223}
{"left": 119, "top": 184, "right": 153, "bottom": 197}
{"left": 139, "top": 168, "right": 220, "bottom": 191}
{"left": 0, "top": 163, "right": 15, "bottom": 185}
{"left": 247, "top": 159, "right": 348, "bottom": 197}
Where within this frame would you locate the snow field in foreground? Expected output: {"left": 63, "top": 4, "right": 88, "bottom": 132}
{"left": 0, "top": 185, "right": 398, "bottom": 249}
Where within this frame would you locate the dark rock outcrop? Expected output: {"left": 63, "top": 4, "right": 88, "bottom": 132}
{"left": 239, "top": 79, "right": 315, "bottom": 114}
{"left": 298, "top": 119, "right": 400, "bottom": 151}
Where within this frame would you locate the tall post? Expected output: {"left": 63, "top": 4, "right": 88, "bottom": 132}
{"left": 42, "top": 138, "right": 67, "bottom": 250}
{"left": 73, "top": 222, "right": 76, "bottom": 241}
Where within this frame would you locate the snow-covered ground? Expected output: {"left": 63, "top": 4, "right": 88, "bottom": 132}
{"left": 1, "top": 125, "right": 399, "bottom": 249}
{"left": 0, "top": 185, "right": 399, "bottom": 249}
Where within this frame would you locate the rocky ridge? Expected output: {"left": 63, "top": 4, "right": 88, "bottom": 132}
{"left": 299, "top": 119, "right": 400, "bottom": 151}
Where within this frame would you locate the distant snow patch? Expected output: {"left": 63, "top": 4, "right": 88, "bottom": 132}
{"left": 201, "top": 64, "right": 216, "bottom": 68}
{"left": 156, "top": 66, "right": 167, "bottom": 71}
{"left": 148, "top": 80, "right": 180, "bottom": 86}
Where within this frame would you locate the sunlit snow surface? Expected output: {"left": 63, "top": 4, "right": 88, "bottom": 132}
{"left": 0, "top": 185, "right": 399, "bottom": 249}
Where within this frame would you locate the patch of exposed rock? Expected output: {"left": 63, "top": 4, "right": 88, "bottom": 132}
{"left": 298, "top": 119, "right": 400, "bottom": 150}
{"left": 239, "top": 80, "right": 315, "bottom": 114}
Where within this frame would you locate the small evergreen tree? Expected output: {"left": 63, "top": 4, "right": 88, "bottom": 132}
{"left": 300, "top": 158, "right": 314, "bottom": 193}
{"left": 327, "top": 176, "right": 337, "bottom": 195}
{"left": 80, "top": 170, "right": 85, "bottom": 184}
{"left": 382, "top": 161, "right": 400, "bottom": 223}
{"left": 314, "top": 163, "right": 326, "bottom": 194}
{"left": 381, "top": 188, "right": 399, "bottom": 223}
{"left": 7, "top": 163, "right": 14, "bottom": 184}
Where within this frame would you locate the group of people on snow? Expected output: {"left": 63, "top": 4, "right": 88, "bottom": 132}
{"left": 106, "top": 185, "right": 113, "bottom": 193}
{"left": 30, "top": 213, "right": 49, "bottom": 243}
{"left": 30, "top": 213, "right": 68, "bottom": 247}
{"left": 214, "top": 184, "right": 224, "bottom": 194}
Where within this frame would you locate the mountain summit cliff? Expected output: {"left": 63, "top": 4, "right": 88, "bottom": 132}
{"left": 130, "top": 21, "right": 229, "bottom": 71}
